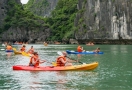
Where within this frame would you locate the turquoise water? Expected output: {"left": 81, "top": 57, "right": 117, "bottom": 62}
{"left": 0, "top": 44, "right": 132, "bottom": 90}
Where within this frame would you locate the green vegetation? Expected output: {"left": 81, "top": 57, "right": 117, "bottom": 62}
{"left": 45, "top": 0, "right": 78, "bottom": 41}
{"left": 3, "top": 0, "right": 49, "bottom": 32}
{"left": 24, "top": 0, "right": 49, "bottom": 16}
{"left": 1, "top": 0, "right": 78, "bottom": 41}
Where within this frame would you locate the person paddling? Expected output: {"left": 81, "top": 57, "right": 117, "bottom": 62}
{"left": 29, "top": 52, "right": 46, "bottom": 67}
{"left": 56, "top": 51, "right": 78, "bottom": 66}
{"left": 20, "top": 45, "right": 26, "bottom": 52}
{"left": 6, "top": 44, "right": 13, "bottom": 51}
{"left": 93, "top": 47, "right": 100, "bottom": 53}
{"left": 27, "top": 46, "right": 34, "bottom": 54}
{"left": 77, "top": 45, "right": 85, "bottom": 60}
{"left": 77, "top": 45, "right": 85, "bottom": 52}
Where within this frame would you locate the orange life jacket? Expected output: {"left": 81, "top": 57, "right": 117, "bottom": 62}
{"left": 6, "top": 45, "right": 12, "bottom": 50}
{"left": 29, "top": 55, "right": 39, "bottom": 67}
{"left": 56, "top": 56, "right": 66, "bottom": 66}
{"left": 77, "top": 46, "right": 83, "bottom": 52}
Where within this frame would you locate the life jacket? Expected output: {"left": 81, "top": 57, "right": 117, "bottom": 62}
{"left": 20, "top": 47, "right": 25, "bottom": 52}
{"left": 6, "top": 45, "right": 12, "bottom": 50}
{"left": 56, "top": 56, "right": 66, "bottom": 66}
{"left": 77, "top": 46, "right": 83, "bottom": 52}
{"left": 29, "top": 55, "right": 39, "bottom": 67}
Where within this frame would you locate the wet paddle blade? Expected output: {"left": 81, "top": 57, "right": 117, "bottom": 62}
{"left": 52, "top": 62, "right": 57, "bottom": 66}
{"left": 57, "top": 51, "right": 63, "bottom": 56}
{"left": 13, "top": 48, "right": 17, "bottom": 51}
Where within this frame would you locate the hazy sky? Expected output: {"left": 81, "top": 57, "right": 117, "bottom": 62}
{"left": 20, "top": 0, "right": 29, "bottom": 4}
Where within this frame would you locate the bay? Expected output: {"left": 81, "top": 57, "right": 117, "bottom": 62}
{"left": 0, "top": 44, "right": 132, "bottom": 90}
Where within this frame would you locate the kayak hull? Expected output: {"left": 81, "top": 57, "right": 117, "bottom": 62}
{"left": 66, "top": 50, "right": 104, "bottom": 54}
{"left": 13, "top": 62, "right": 98, "bottom": 71}
{"left": 14, "top": 51, "right": 22, "bottom": 54}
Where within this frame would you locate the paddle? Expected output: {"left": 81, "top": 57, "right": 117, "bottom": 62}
{"left": 1, "top": 49, "right": 5, "bottom": 50}
{"left": 47, "top": 62, "right": 56, "bottom": 66}
{"left": 13, "top": 48, "right": 18, "bottom": 53}
{"left": 57, "top": 51, "right": 85, "bottom": 64}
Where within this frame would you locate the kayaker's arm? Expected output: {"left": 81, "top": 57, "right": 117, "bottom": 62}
{"left": 60, "top": 58, "right": 67, "bottom": 64}
{"left": 66, "top": 58, "right": 78, "bottom": 63}
{"left": 39, "top": 60, "right": 46, "bottom": 64}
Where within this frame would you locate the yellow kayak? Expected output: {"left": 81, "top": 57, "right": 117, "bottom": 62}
{"left": 14, "top": 51, "right": 22, "bottom": 54}
{"left": 13, "top": 48, "right": 22, "bottom": 54}
{"left": 22, "top": 52, "right": 32, "bottom": 57}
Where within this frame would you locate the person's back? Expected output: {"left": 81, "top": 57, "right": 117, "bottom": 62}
{"left": 94, "top": 47, "right": 100, "bottom": 53}
{"left": 20, "top": 45, "right": 26, "bottom": 52}
{"left": 28, "top": 46, "right": 34, "bottom": 54}
{"left": 56, "top": 56, "right": 66, "bottom": 66}
{"left": 29, "top": 52, "right": 39, "bottom": 67}
{"left": 29, "top": 52, "right": 46, "bottom": 67}
{"left": 96, "top": 48, "right": 100, "bottom": 52}
{"left": 77, "top": 45, "right": 83, "bottom": 52}
{"left": 56, "top": 51, "right": 77, "bottom": 66}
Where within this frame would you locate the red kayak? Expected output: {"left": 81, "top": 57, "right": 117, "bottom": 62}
{"left": 13, "top": 62, "right": 98, "bottom": 71}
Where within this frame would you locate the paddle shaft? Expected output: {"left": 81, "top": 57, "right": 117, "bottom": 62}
{"left": 57, "top": 51, "right": 84, "bottom": 64}
{"left": 66, "top": 56, "right": 83, "bottom": 64}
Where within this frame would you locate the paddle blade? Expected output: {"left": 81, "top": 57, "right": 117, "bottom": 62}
{"left": 52, "top": 62, "right": 57, "bottom": 66}
{"left": 13, "top": 48, "right": 17, "bottom": 51}
{"left": 57, "top": 51, "right": 63, "bottom": 56}
{"left": 1, "top": 49, "right": 5, "bottom": 50}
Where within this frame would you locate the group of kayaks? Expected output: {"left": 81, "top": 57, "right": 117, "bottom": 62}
{"left": 5, "top": 48, "right": 31, "bottom": 57}
{"left": 5, "top": 48, "right": 100, "bottom": 71}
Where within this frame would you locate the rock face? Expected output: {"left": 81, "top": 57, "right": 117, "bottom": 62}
{"left": 0, "top": 0, "right": 51, "bottom": 43}
{"left": 0, "top": 0, "right": 21, "bottom": 27}
{"left": 1, "top": 0, "right": 132, "bottom": 44}
{"left": 0, "top": 0, "right": 7, "bottom": 27}
{"left": 1, "top": 26, "right": 50, "bottom": 43}
{"left": 26, "top": 0, "right": 58, "bottom": 17}
{"left": 74, "top": 0, "right": 132, "bottom": 40}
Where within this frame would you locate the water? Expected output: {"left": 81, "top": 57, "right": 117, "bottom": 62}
{"left": 0, "top": 44, "right": 132, "bottom": 90}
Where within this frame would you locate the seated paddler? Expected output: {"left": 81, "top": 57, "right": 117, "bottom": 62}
{"left": 56, "top": 51, "right": 78, "bottom": 66}
{"left": 29, "top": 52, "right": 46, "bottom": 67}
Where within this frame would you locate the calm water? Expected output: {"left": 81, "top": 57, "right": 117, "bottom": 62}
{"left": 0, "top": 44, "right": 132, "bottom": 90}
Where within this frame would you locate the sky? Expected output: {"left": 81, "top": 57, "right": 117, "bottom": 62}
{"left": 20, "top": 0, "right": 29, "bottom": 4}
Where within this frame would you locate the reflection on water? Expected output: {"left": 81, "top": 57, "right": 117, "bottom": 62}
{"left": 6, "top": 52, "right": 13, "bottom": 59}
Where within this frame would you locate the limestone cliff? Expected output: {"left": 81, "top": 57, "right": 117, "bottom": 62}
{"left": 25, "top": 0, "right": 58, "bottom": 17}
{"left": 0, "top": 0, "right": 51, "bottom": 43}
{"left": 75, "top": 0, "right": 132, "bottom": 40}
{"left": 0, "top": 0, "right": 21, "bottom": 27}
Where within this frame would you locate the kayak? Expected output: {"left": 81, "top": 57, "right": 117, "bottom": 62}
{"left": 5, "top": 50, "right": 14, "bottom": 52}
{"left": 21, "top": 52, "right": 32, "bottom": 57}
{"left": 13, "top": 62, "right": 98, "bottom": 71}
{"left": 14, "top": 51, "right": 22, "bottom": 54}
{"left": 66, "top": 50, "right": 104, "bottom": 54}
